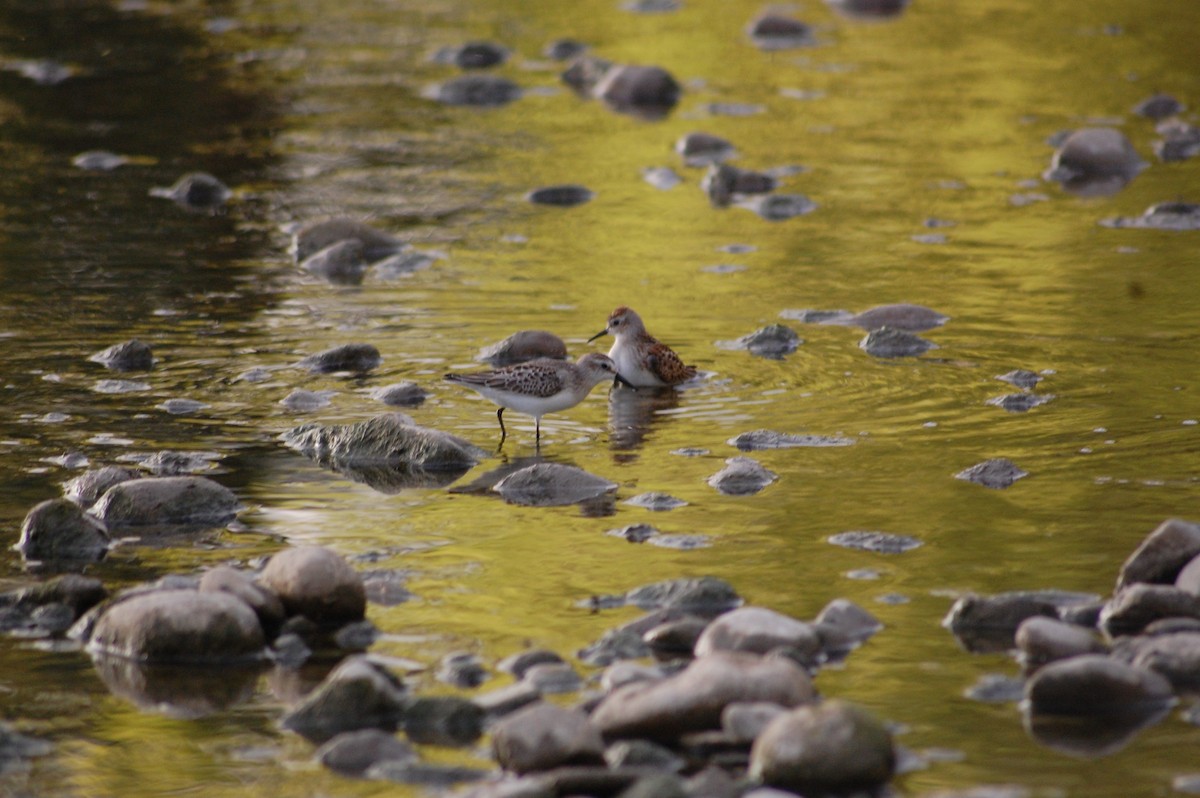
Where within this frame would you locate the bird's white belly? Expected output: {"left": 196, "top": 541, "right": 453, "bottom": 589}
{"left": 610, "top": 341, "right": 666, "bottom": 387}
{"left": 474, "top": 385, "right": 575, "bottom": 417}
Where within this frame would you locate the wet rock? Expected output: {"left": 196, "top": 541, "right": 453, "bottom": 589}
{"left": 676, "top": 132, "right": 736, "bottom": 167}
{"left": 315, "top": 728, "right": 416, "bottom": 776}
{"left": 373, "top": 248, "right": 438, "bottom": 278}
{"left": 826, "top": 0, "right": 910, "bottom": 19}
{"left": 1100, "top": 584, "right": 1200, "bottom": 636}
{"left": 300, "top": 239, "right": 368, "bottom": 285}
{"left": 641, "top": 166, "right": 682, "bottom": 190}
{"left": 747, "top": 14, "right": 815, "bottom": 49}
{"left": 87, "top": 589, "right": 265, "bottom": 663}
{"left": 73, "top": 150, "right": 129, "bottom": 170}
{"left": 438, "top": 651, "right": 489, "bottom": 688}
{"left": 721, "top": 324, "right": 801, "bottom": 358}
{"left": 90, "top": 476, "right": 240, "bottom": 529}
{"left": 474, "top": 681, "right": 542, "bottom": 718}
{"left": 848, "top": 303, "right": 949, "bottom": 332}
{"left": 368, "top": 761, "right": 489, "bottom": 787}
{"left": 996, "top": 369, "right": 1042, "bottom": 389}
{"left": 1043, "top": 128, "right": 1146, "bottom": 196}
{"left": 477, "top": 330, "right": 568, "bottom": 366}
{"left": 361, "top": 569, "right": 414, "bottom": 606}
{"left": 591, "top": 651, "right": 815, "bottom": 741}
{"left": 259, "top": 546, "right": 365, "bottom": 628}
{"left": 89, "top": 339, "right": 154, "bottom": 371}
{"left": 149, "top": 172, "right": 231, "bottom": 210}
{"left": 0, "top": 574, "right": 108, "bottom": 636}
{"left": 779, "top": 308, "right": 853, "bottom": 325}
{"left": 280, "top": 389, "right": 335, "bottom": 412}
{"left": 702, "top": 163, "right": 777, "bottom": 207}
{"left": 198, "top": 566, "right": 285, "bottom": 635}
{"left": 1115, "top": 632, "right": 1200, "bottom": 691}
{"left": 432, "top": 74, "right": 522, "bottom": 107}
{"left": 1024, "top": 654, "right": 1173, "bottom": 715}
{"left": 282, "top": 414, "right": 485, "bottom": 490}
{"left": 578, "top": 628, "right": 652, "bottom": 667}
{"left": 17, "top": 498, "right": 110, "bottom": 562}
{"left": 402, "top": 696, "right": 485, "bottom": 746}
{"left": 626, "top": 576, "right": 743, "bottom": 615}
{"left": 608, "top": 523, "right": 659, "bottom": 544}
{"left": 561, "top": 55, "right": 614, "bottom": 95}
{"left": 519, "top": 662, "right": 580, "bottom": 695}
{"left": 955, "top": 458, "right": 1028, "bottom": 489}
{"left": 814, "top": 598, "right": 883, "bottom": 652}
{"left": 707, "top": 457, "right": 778, "bottom": 496}
{"left": 1116, "top": 518, "right": 1200, "bottom": 590}
{"left": 291, "top": 218, "right": 406, "bottom": 262}
{"left": 498, "top": 648, "right": 565, "bottom": 678}
{"left": 435, "top": 41, "right": 509, "bottom": 70}
{"left": 987, "top": 393, "right": 1055, "bottom": 412}
{"left": 1015, "top": 616, "right": 1107, "bottom": 668}
{"left": 749, "top": 700, "right": 895, "bottom": 793}
{"left": 545, "top": 38, "right": 587, "bottom": 61}
{"left": 594, "top": 64, "right": 681, "bottom": 118}
{"left": 742, "top": 194, "right": 818, "bottom": 221}
{"left": 1133, "top": 93, "right": 1183, "bottom": 120}
{"left": 859, "top": 326, "right": 937, "bottom": 357}
{"left": 526, "top": 185, "right": 594, "bottom": 207}
{"left": 334, "top": 619, "right": 378, "bottom": 651}
{"left": 827, "top": 530, "right": 922, "bottom": 554}
{"left": 128, "top": 450, "right": 221, "bottom": 476}
{"left": 623, "top": 492, "right": 687, "bottom": 511}
{"left": 604, "top": 739, "right": 684, "bottom": 771}
{"left": 965, "top": 673, "right": 1026, "bottom": 703}
{"left": 1176, "top": 554, "right": 1200, "bottom": 595}
{"left": 493, "top": 463, "right": 618, "bottom": 507}
{"left": 642, "top": 616, "right": 710, "bottom": 657}
{"left": 945, "top": 590, "right": 1100, "bottom": 652}
{"left": 295, "top": 343, "right": 381, "bottom": 374}
{"left": 157, "top": 398, "right": 208, "bottom": 415}
{"left": 1153, "top": 121, "right": 1200, "bottom": 163}
{"left": 492, "top": 703, "right": 605, "bottom": 774}
{"left": 729, "top": 429, "right": 855, "bottom": 450}
{"left": 694, "top": 606, "right": 822, "bottom": 662}
{"left": 601, "top": 661, "right": 666, "bottom": 692}
{"left": 722, "top": 702, "right": 787, "bottom": 744}
{"left": 683, "top": 767, "right": 741, "bottom": 797}
{"left": 280, "top": 655, "right": 407, "bottom": 743}
{"left": 623, "top": 0, "right": 680, "bottom": 11}
{"left": 1101, "top": 200, "right": 1200, "bottom": 230}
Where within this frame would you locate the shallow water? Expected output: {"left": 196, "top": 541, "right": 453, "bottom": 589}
{"left": 1, "top": 0, "right": 1199, "bottom": 795}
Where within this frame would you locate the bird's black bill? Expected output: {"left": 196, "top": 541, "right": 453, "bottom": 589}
{"left": 613, "top": 373, "right": 635, "bottom": 388}
{"left": 586, "top": 329, "right": 608, "bottom": 343}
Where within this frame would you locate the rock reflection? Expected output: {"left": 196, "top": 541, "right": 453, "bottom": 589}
{"left": 607, "top": 384, "right": 680, "bottom": 452}
{"left": 92, "top": 655, "right": 265, "bottom": 719}
{"left": 1023, "top": 705, "right": 1171, "bottom": 758}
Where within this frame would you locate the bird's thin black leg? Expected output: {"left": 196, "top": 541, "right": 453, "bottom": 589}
{"left": 497, "top": 407, "right": 507, "bottom": 448}
{"left": 535, "top": 417, "right": 541, "bottom": 448}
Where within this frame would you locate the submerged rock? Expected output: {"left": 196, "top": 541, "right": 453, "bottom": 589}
{"left": 280, "top": 389, "right": 335, "bottom": 412}
{"left": 72, "top": 150, "right": 129, "bottom": 170}
{"left": 749, "top": 701, "right": 895, "bottom": 794}
{"left": 729, "top": 429, "right": 855, "bottom": 450}
{"left": 87, "top": 589, "right": 265, "bottom": 663}
{"left": 741, "top": 193, "right": 818, "bottom": 221}
{"left": 1024, "top": 654, "right": 1173, "bottom": 715}
{"left": 89, "top": 339, "right": 154, "bottom": 371}
{"left": 493, "top": 463, "right": 617, "bottom": 507}
{"left": 622, "top": 492, "right": 687, "bottom": 511}
{"left": 1043, "top": 128, "right": 1146, "bottom": 196}
{"left": 1015, "top": 616, "right": 1108, "bottom": 668}
{"left": 259, "top": 546, "right": 366, "bottom": 628}
{"left": 526, "top": 185, "right": 594, "bottom": 207}
{"left": 847, "top": 303, "right": 949, "bottom": 332}
{"left": 492, "top": 703, "right": 605, "bottom": 774}
{"left": 859, "top": 327, "right": 937, "bottom": 357}
{"left": 90, "top": 476, "right": 240, "bottom": 529}
{"left": 825, "top": 0, "right": 910, "bottom": 19}
{"left": 955, "top": 458, "right": 1028, "bottom": 489}
{"left": 435, "top": 41, "right": 508, "bottom": 70}
{"left": 987, "top": 393, "right": 1055, "bottom": 412}
{"left": 295, "top": 343, "right": 382, "bottom": 374}
{"left": 431, "top": 74, "right": 522, "bottom": 106}
{"left": 747, "top": 14, "right": 815, "bottom": 49}
{"left": 1153, "top": 122, "right": 1200, "bottom": 163}
{"left": 1117, "top": 518, "right": 1200, "bottom": 589}
{"left": 1100, "top": 201, "right": 1200, "bottom": 231}
{"left": 315, "top": 729, "right": 416, "bottom": 777}
{"left": 703, "top": 163, "right": 777, "bottom": 207}
{"left": 693, "top": 606, "right": 821, "bottom": 662}
{"left": 944, "top": 590, "right": 1100, "bottom": 652}
{"left": 1133, "top": 93, "right": 1183, "bottom": 120}
{"left": 1100, "top": 583, "right": 1200, "bottom": 636}
{"left": 281, "top": 656, "right": 407, "bottom": 743}
{"left": 676, "top": 132, "right": 736, "bottom": 167}
{"left": 17, "top": 498, "right": 110, "bottom": 562}
{"left": 625, "top": 576, "right": 743, "bottom": 615}
{"left": 149, "top": 172, "right": 231, "bottom": 211}
{"left": 369, "top": 381, "right": 428, "bottom": 407}
{"left": 291, "top": 218, "right": 406, "bottom": 263}
{"left": 707, "top": 457, "right": 778, "bottom": 496}
{"left": 996, "top": 369, "right": 1043, "bottom": 389}
{"left": 590, "top": 652, "right": 815, "bottom": 741}
{"left": 477, "top": 330, "right": 568, "bottom": 366}
{"left": 594, "top": 64, "right": 681, "bottom": 118}
{"left": 300, "top": 240, "right": 369, "bottom": 285}
{"left": 720, "top": 325, "right": 801, "bottom": 358}
{"left": 401, "top": 696, "right": 485, "bottom": 746}
{"left": 827, "top": 530, "right": 921, "bottom": 554}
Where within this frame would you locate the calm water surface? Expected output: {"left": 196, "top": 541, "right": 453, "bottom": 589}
{"left": 1, "top": 0, "right": 1198, "bottom": 795}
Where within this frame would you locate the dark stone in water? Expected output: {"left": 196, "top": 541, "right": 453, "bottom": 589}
{"left": 493, "top": 463, "right": 617, "bottom": 507}
{"left": 259, "top": 545, "right": 366, "bottom": 628}
{"left": 996, "top": 369, "right": 1042, "bottom": 389}
{"left": 723, "top": 324, "right": 801, "bottom": 358}
{"left": 432, "top": 75, "right": 522, "bottom": 107}
{"left": 1024, "top": 654, "right": 1173, "bottom": 715}
{"left": 827, "top": 530, "right": 921, "bottom": 554}
{"left": 964, "top": 673, "right": 1026, "bottom": 703}
{"left": 295, "top": 343, "right": 381, "bottom": 374}
{"left": 280, "top": 389, "right": 334, "bottom": 412}
{"left": 1153, "top": 121, "right": 1200, "bottom": 163}
{"left": 623, "top": 492, "right": 687, "bottom": 511}
{"left": 367, "top": 761, "right": 489, "bottom": 787}
{"left": 128, "top": 450, "right": 220, "bottom": 476}
{"left": 89, "top": 339, "right": 154, "bottom": 371}
{"left": 522, "top": 662, "right": 582, "bottom": 694}
{"left": 280, "top": 655, "right": 408, "bottom": 743}
{"left": 157, "top": 398, "right": 208, "bottom": 415}
{"left": 1043, "top": 128, "right": 1146, "bottom": 196}
{"left": 1122, "top": 632, "right": 1200, "bottom": 691}
{"left": 779, "top": 308, "right": 853, "bottom": 325}
{"left": 402, "top": 695, "right": 485, "bottom": 746}
{"left": 435, "top": 41, "right": 508, "bottom": 70}
{"left": 1133, "top": 93, "right": 1183, "bottom": 120}
{"left": 608, "top": 523, "right": 660, "bottom": 543}
{"left": 498, "top": 648, "right": 565, "bottom": 678}
{"left": 625, "top": 576, "right": 743, "bottom": 616}
{"left": 955, "top": 458, "right": 1028, "bottom": 489}
{"left": 369, "top": 381, "right": 428, "bottom": 407}
{"left": 315, "top": 729, "right": 416, "bottom": 777}
{"left": 676, "top": 132, "right": 736, "bottom": 167}
{"left": 90, "top": 476, "right": 240, "bottom": 529}
{"left": 1100, "top": 200, "right": 1200, "bottom": 230}
{"left": 149, "top": 172, "right": 231, "bottom": 211}
{"left": 747, "top": 14, "right": 816, "bottom": 49}
{"left": 642, "top": 616, "right": 710, "bottom": 656}
{"left": 944, "top": 590, "right": 1101, "bottom": 653}
{"left": 491, "top": 703, "right": 605, "bottom": 774}
{"left": 17, "top": 499, "right": 109, "bottom": 559}
{"left": 361, "top": 570, "right": 414, "bottom": 606}
{"left": 987, "top": 393, "right": 1055, "bottom": 412}
{"left": 694, "top": 606, "right": 822, "bottom": 662}
{"left": 825, "top": 0, "right": 910, "bottom": 19}
{"left": 198, "top": 566, "right": 285, "bottom": 635}
{"left": 814, "top": 598, "right": 883, "bottom": 653}
{"left": 477, "top": 330, "right": 568, "bottom": 366}
{"left": 1099, "top": 583, "right": 1200, "bottom": 636}
{"left": 561, "top": 55, "right": 614, "bottom": 95}
{"left": 300, "top": 240, "right": 368, "bottom": 285}
{"left": 703, "top": 163, "right": 777, "bottom": 207}
{"left": 729, "top": 429, "right": 855, "bottom": 450}
{"left": 473, "top": 681, "right": 542, "bottom": 718}
{"left": 594, "top": 64, "right": 681, "bottom": 118}
{"left": 373, "top": 249, "right": 437, "bottom": 278}
{"left": 859, "top": 327, "right": 936, "bottom": 357}
{"left": 1117, "top": 518, "right": 1200, "bottom": 590}
{"left": 72, "top": 150, "right": 129, "bottom": 170}
{"left": 62, "top": 466, "right": 142, "bottom": 509}
{"left": 707, "top": 456, "right": 778, "bottom": 495}
{"left": 1015, "top": 616, "right": 1108, "bottom": 668}
{"left": 604, "top": 739, "right": 685, "bottom": 771}
{"left": 545, "top": 38, "right": 587, "bottom": 61}
{"left": 526, "top": 185, "right": 594, "bottom": 207}
{"left": 743, "top": 193, "right": 818, "bottom": 221}
{"left": 0, "top": 574, "right": 108, "bottom": 637}
{"left": 291, "top": 218, "right": 406, "bottom": 262}
{"left": 437, "top": 651, "right": 489, "bottom": 688}
{"left": 848, "top": 303, "right": 949, "bottom": 332}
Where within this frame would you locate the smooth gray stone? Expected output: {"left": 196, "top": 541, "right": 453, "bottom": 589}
{"left": 17, "top": 498, "right": 110, "bottom": 562}
{"left": 87, "top": 589, "right": 264, "bottom": 663}
{"left": 1024, "top": 654, "right": 1173, "bottom": 715}
{"left": 594, "top": 64, "right": 681, "bottom": 117}
{"left": 1100, "top": 583, "right": 1200, "bottom": 636}
{"left": 859, "top": 326, "right": 937, "bottom": 357}
{"left": 747, "top": 14, "right": 815, "bottom": 50}
{"left": 492, "top": 703, "right": 605, "bottom": 774}
{"left": 498, "top": 648, "right": 565, "bottom": 678}
{"left": 814, "top": 598, "right": 883, "bottom": 652}
{"left": 726, "top": 324, "right": 801, "bottom": 358}
{"left": 694, "top": 606, "right": 821, "bottom": 660}
{"left": 474, "top": 681, "right": 543, "bottom": 718}
{"left": 675, "top": 131, "right": 736, "bottom": 166}
{"left": 604, "top": 738, "right": 684, "bottom": 771}
{"left": 729, "top": 429, "right": 855, "bottom": 450}
{"left": 722, "top": 701, "right": 788, "bottom": 743}
{"left": 1118, "top": 518, "right": 1200, "bottom": 589}
{"left": 300, "top": 239, "right": 368, "bottom": 285}
{"left": 526, "top": 185, "right": 594, "bottom": 207}
{"left": 432, "top": 74, "right": 522, "bottom": 106}
{"left": 493, "top": 463, "right": 617, "bottom": 507}
{"left": 477, "top": 330, "right": 568, "bottom": 366}
{"left": 437, "top": 651, "right": 489, "bottom": 688}
{"left": 402, "top": 695, "right": 484, "bottom": 746}
{"left": 1043, "top": 127, "right": 1146, "bottom": 196}
{"left": 259, "top": 546, "right": 365, "bottom": 628}
{"left": 1015, "top": 616, "right": 1107, "bottom": 667}
{"left": 708, "top": 456, "right": 778, "bottom": 495}
{"left": 642, "top": 616, "right": 710, "bottom": 657}
{"left": 315, "top": 729, "right": 416, "bottom": 776}
{"left": 522, "top": 662, "right": 582, "bottom": 694}
{"left": 996, "top": 369, "right": 1042, "bottom": 389}
{"left": 370, "top": 381, "right": 428, "bottom": 407}
{"left": 847, "top": 303, "right": 948, "bottom": 332}
{"left": 198, "top": 566, "right": 285, "bottom": 633}
{"left": 625, "top": 576, "right": 743, "bottom": 615}
{"left": 89, "top": 339, "right": 154, "bottom": 371}
{"left": 291, "top": 218, "right": 406, "bottom": 262}
{"left": 434, "top": 40, "right": 508, "bottom": 69}
{"left": 1133, "top": 92, "right": 1183, "bottom": 119}
{"left": 149, "top": 172, "right": 231, "bottom": 210}
{"left": 622, "top": 492, "right": 687, "bottom": 511}
{"left": 90, "top": 476, "right": 239, "bottom": 528}
{"left": 944, "top": 590, "right": 1101, "bottom": 652}
{"left": 280, "top": 389, "right": 335, "bottom": 412}
{"left": 828, "top": 531, "right": 922, "bottom": 554}
{"left": 1122, "top": 632, "right": 1200, "bottom": 690}
{"left": 281, "top": 656, "right": 407, "bottom": 743}
{"left": 955, "top": 458, "right": 1028, "bottom": 489}
{"left": 295, "top": 343, "right": 381, "bottom": 374}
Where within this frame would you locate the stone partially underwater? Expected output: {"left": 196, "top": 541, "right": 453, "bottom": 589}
{"left": 281, "top": 413, "right": 488, "bottom": 492}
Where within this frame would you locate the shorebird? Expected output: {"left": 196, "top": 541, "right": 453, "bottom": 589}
{"left": 588, "top": 306, "right": 697, "bottom": 388}
{"left": 444, "top": 353, "right": 630, "bottom": 446}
